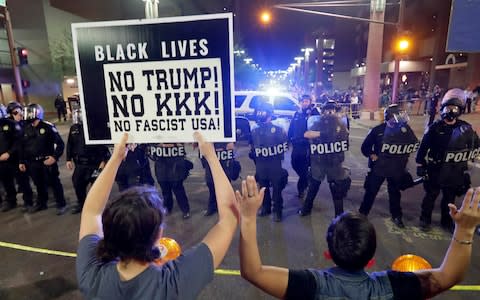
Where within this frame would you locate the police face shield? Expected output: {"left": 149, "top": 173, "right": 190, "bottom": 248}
{"left": 440, "top": 105, "right": 461, "bottom": 121}
{"left": 386, "top": 110, "right": 409, "bottom": 126}
{"left": 0, "top": 105, "right": 6, "bottom": 118}
{"left": 72, "top": 109, "right": 83, "bottom": 125}
{"left": 307, "top": 115, "right": 321, "bottom": 130}
{"left": 23, "top": 106, "right": 37, "bottom": 122}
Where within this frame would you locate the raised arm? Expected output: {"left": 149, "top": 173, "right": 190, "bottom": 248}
{"left": 237, "top": 177, "right": 289, "bottom": 299}
{"left": 194, "top": 132, "right": 238, "bottom": 269}
{"left": 78, "top": 133, "right": 128, "bottom": 240}
{"left": 415, "top": 187, "right": 480, "bottom": 298}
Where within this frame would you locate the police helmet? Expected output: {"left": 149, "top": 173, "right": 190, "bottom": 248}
{"left": 72, "top": 108, "right": 83, "bottom": 125}
{"left": 384, "top": 104, "right": 409, "bottom": 124}
{"left": 6, "top": 101, "right": 22, "bottom": 116}
{"left": 254, "top": 102, "right": 274, "bottom": 123}
{"left": 322, "top": 100, "right": 339, "bottom": 114}
{"left": 440, "top": 88, "right": 465, "bottom": 119}
{"left": 24, "top": 103, "right": 44, "bottom": 121}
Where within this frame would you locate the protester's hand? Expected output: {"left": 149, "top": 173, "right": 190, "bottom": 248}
{"left": 66, "top": 161, "right": 74, "bottom": 170}
{"left": 370, "top": 154, "right": 378, "bottom": 162}
{"left": 112, "top": 133, "right": 129, "bottom": 161}
{"left": 193, "top": 132, "right": 215, "bottom": 159}
{"left": 0, "top": 152, "right": 10, "bottom": 161}
{"left": 449, "top": 187, "right": 480, "bottom": 232}
{"left": 43, "top": 156, "right": 56, "bottom": 166}
{"left": 235, "top": 176, "right": 265, "bottom": 221}
{"left": 19, "top": 164, "right": 26, "bottom": 172}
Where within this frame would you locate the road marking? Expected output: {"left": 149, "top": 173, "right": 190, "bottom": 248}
{"left": 0, "top": 241, "right": 238, "bottom": 276}
{"left": 1, "top": 240, "right": 480, "bottom": 292}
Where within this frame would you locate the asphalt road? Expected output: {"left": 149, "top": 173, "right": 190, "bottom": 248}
{"left": 0, "top": 116, "right": 479, "bottom": 300}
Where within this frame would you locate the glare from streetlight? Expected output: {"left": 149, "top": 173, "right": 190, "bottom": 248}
{"left": 244, "top": 58, "right": 253, "bottom": 64}
{"left": 260, "top": 11, "right": 272, "bottom": 24}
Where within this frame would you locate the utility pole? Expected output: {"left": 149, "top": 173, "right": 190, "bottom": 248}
{"left": 143, "top": 0, "right": 159, "bottom": 19}
{"left": 391, "top": 0, "right": 405, "bottom": 104}
{"left": 363, "top": 0, "right": 386, "bottom": 118}
{"left": 0, "top": 5, "right": 24, "bottom": 103}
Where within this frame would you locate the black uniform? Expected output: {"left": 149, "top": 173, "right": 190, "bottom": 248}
{"left": 359, "top": 123, "right": 419, "bottom": 221}
{"left": 10, "top": 119, "right": 33, "bottom": 210}
{"left": 148, "top": 144, "right": 191, "bottom": 217}
{"left": 416, "top": 119, "right": 480, "bottom": 229}
{"left": 300, "top": 114, "right": 350, "bottom": 217}
{"left": 0, "top": 117, "right": 21, "bottom": 210}
{"left": 115, "top": 144, "right": 154, "bottom": 191}
{"left": 66, "top": 123, "right": 110, "bottom": 210}
{"left": 288, "top": 107, "right": 319, "bottom": 197}
{"left": 21, "top": 121, "right": 66, "bottom": 211}
{"left": 250, "top": 123, "right": 288, "bottom": 221}
{"left": 201, "top": 143, "right": 239, "bottom": 215}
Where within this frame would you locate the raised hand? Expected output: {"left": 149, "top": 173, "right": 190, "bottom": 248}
{"left": 235, "top": 176, "right": 265, "bottom": 221}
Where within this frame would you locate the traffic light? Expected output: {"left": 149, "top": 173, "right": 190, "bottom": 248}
{"left": 21, "top": 79, "right": 30, "bottom": 89}
{"left": 17, "top": 48, "right": 28, "bottom": 65}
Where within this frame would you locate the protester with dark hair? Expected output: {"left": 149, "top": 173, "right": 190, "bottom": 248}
{"left": 76, "top": 132, "right": 239, "bottom": 299}
{"left": 237, "top": 181, "right": 480, "bottom": 300}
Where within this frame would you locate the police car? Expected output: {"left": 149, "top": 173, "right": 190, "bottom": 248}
{"left": 234, "top": 91, "right": 299, "bottom": 140}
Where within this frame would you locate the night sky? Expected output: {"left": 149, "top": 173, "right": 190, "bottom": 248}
{"left": 49, "top": 0, "right": 390, "bottom": 72}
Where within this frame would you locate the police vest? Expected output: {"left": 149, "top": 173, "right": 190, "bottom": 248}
{"left": 444, "top": 148, "right": 480, "bottom": 163}
{"left": 149, "top": 145, "right": 186, "bottom": 158}
{"left": 254, "top": 142, "right": 289, "bottom": 158}
{"left": 380, "top": 142, "right": 419, "bottom": 155}
{"left": 216, "top": 149, "right": 234, "bottom": 161}
{"left": 310, "top": 140, "right": 349, "bottom": 155}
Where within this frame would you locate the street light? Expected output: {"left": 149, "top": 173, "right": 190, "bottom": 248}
{"left": 260, "top": 10, "right": 272, "bottom": 25}
{"left": 392, "top": 34, "right": 412, "bottom": 103}
{"left": 243, "top": 58, "right": 253, "bottom": 64}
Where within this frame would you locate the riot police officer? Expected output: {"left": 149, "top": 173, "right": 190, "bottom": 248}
{"left": 298, "top": 100, "right": 351, "bottom": 217}
{"left": 288, "top": 94, "right": 319, "bottom": 198}
{"left": 200, "top": 142, "right": 239, "bottom": 216}
{"left": 148, "top": 143, "right": 192, "bottom": 219}
{"left": 0, "top": 103, "right": 21, "bottom": 211}
{"left": 20, "top": 104, "right": 67, "bottom": 215}
{"left": 66, "top": 109, "right": 110, "bottom": 214}
{"left": 115, "top": 144, "right": 154, "bottom": 191}
{"left": 417, "top": 88, "right": 480, "bottom": 232}
{"left": 250, "top": 102, "right": 289, "bottom": 222}
{"left": 6, "top": 102, "right": 33, "bottom": 211}
{"left": 359, "top": 104, "right": 419, "bottom": 228}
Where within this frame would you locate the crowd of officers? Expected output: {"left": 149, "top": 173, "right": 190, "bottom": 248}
{"left": 0, "top": 88, "right": 479, "bottom": 233}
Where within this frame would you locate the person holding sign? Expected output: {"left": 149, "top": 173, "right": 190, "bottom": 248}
{"left": 249, "top": 102, "right": 289, "bottom": 222}
{"left": 76, "top": 132, "right": 240, "bottom": 299}
{"left": 148, "top": 143, "right": 192, "bottom": 219}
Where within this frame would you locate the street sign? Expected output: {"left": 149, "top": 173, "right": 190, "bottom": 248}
{"left": 447, "top": 0, "right": 480, "bottom": 52}
{"left": 72, "top": 13, "right": 235, "bottom": 144}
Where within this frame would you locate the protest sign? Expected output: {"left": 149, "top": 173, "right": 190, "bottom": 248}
{"left": 72, "top": 13, "right": 234, "bottom": 144}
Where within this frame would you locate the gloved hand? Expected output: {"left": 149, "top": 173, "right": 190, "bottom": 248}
{"left": 416, "top": 165, "right": 427, "bottom": 177}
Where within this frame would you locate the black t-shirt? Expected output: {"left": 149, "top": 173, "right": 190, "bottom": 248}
{"left": 286, "top": 269, "right": 422, "bottom": 300}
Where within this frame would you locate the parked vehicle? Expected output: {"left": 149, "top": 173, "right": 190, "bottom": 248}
{"left": 234, "top": 91, "right": 299, "bottom": 141}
